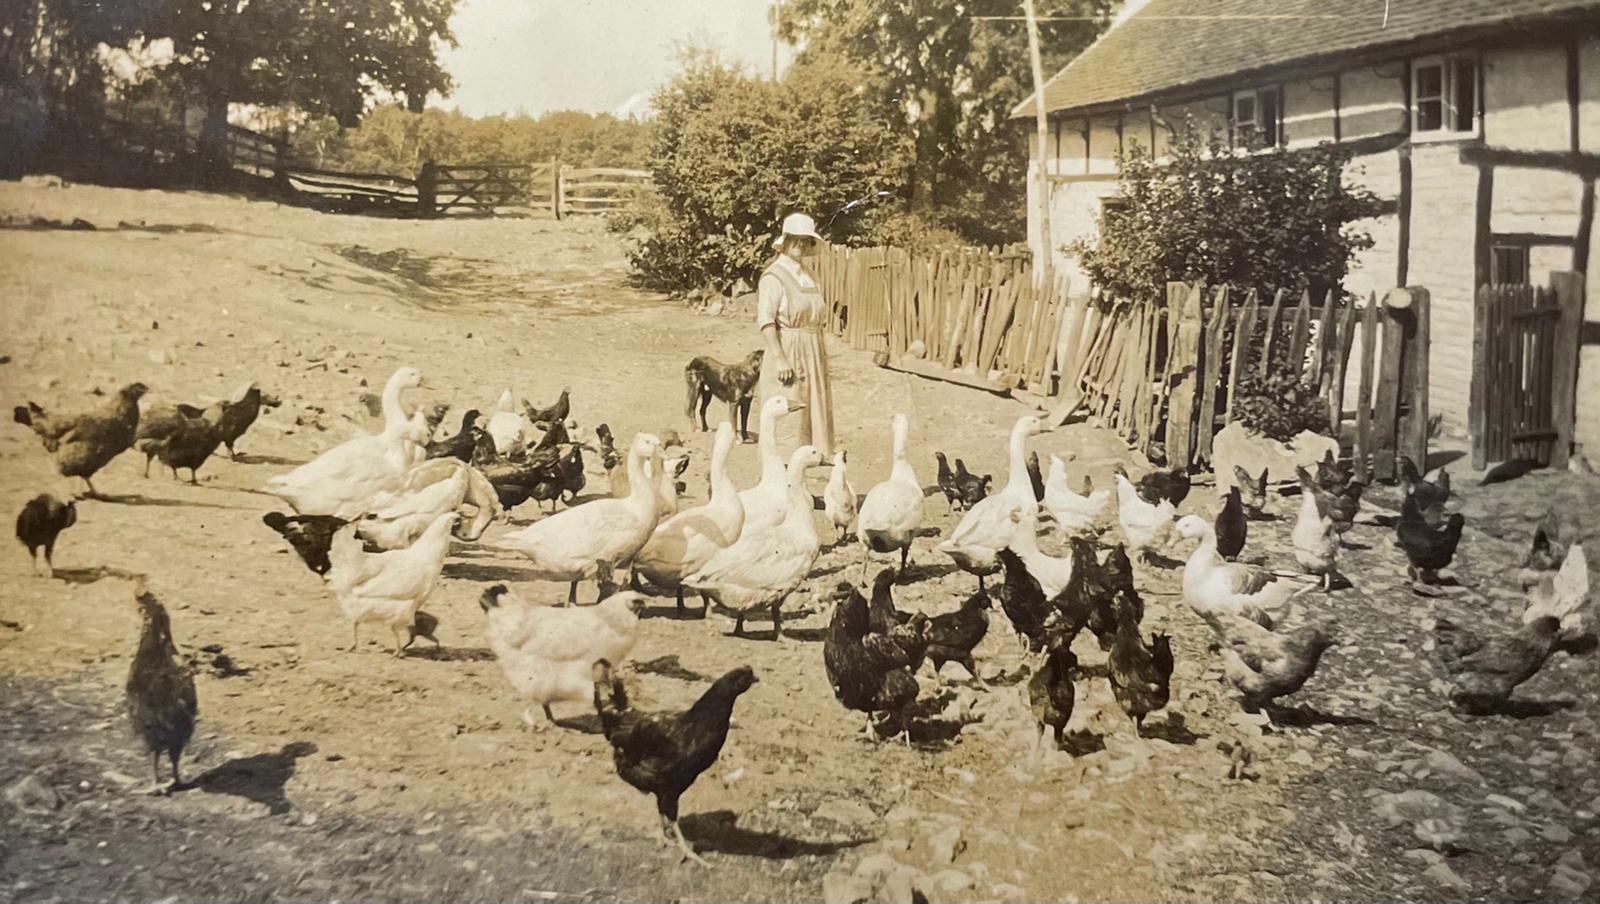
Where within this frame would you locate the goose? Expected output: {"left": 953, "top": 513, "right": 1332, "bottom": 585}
{"left": 495, "top": 432, "right": 663, "bottom": 605}
{"left": 633, "top": 422, "right": 746, "bottom": 614}
{"left": 823, "top": 449, "right": 857, "bottom": 545}
{"left": 938, "top": 415, "right": 1042, "bottom": 586}
{"left": 738, "top": 396, "right": 797, "bottom": 531}
{"left": 264, "top": 367, "right": 425, "bottom": 518}
{"left": 1114, "top": 471, "right": 1174, "bottom": 562}
{"left": 357, "top": 460, "right": 470, "bottom": 550}
{"left": 1042, "top": 453, "right": 1110, "bottom": 534}
{"left": 1174, "top": 514, "right": 1313, "bottom": 629}
{"left": 684, "top": 444, "right": 822, "bottom": 640}
{"left": 856, "top": 413, "right": 925, "bottom": 571}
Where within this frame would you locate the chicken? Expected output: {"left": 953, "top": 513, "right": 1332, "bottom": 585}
{"left": 1396, "top": 493, "right": 1465, "bottom": 584}
{"left": 1297, "top": 465, "right": 1363, "bottom": 535}
{"left": 524, "top": 387, "right": 572, "bottom": 428}
{"left": 1522, "top": 544, "right": 1590, "bottom": 641}
{"left": 326, "top": 512, "right": 458, "bottom": 655}
{"left": 479, "top": 436, "right": 579, "bottom": 513}
{"left": 426, "top": 409, "right": 481, "bottom": 461}
{"left": 1215, "top": 486, "right": 1247, "bottom": 561}
{"left": 1517, "top": 509, "right": 1570, "bottom": 590}
{"left": 952, "top": 459, "right": 992, "bottom": 511}
{"left": 1114, "top": 471, "right": 1175, "bottom": 561}
{"left": 933, "top": 452, "right": 963, "bottom": 511}
{"left": 135, "top": 400, "right": 228, "bottom": 484}
{"left": 594, "top": 422, "right": 622, "bottom": 473}
{"left": 14, "top": 382, "right": 148, "bottom": 496}
{"left": 481, "top": 582, "right": 645, "bottom": 728}
{"left": 823, "top": 449, "right": 857, "bottom": 544}
{"left": 592, "top": 659, "right": 757, "bottom": 867}
{"left": 262, "top": 512, "right": 348, "bottom": 576}
{"left": 1135, "top": 466, "right": 1190, "bottom": 507}
{"left": 1026, "top": 450, "right": 1046, "bottom": 503}
{"left": 866, "top": 568, "right": 931, "bottom": 673}
{"left": 822, "top": 582, "right": 927, "bottom": 742}
{"left": 1218, "top": 612, "right": 1337, "bottom": 710}
{"left": 215, "top": 382, "right": 281, "bottom": 459}
{"left": 1292, "top": 471, "right": 1339, "bottom": 590}
{"left": 1048, "top": 537, "right": 1124, "bottom": 651}
{"left": 15, "top": 493, "right": 76, "bottom": 578}
{"left": 125, "top": 581, "right": 198, "bottom": 793}
{"left": 994, "top": 547, "right": 1052, "bottom": 652}
{"left": 1232, "top": 465, "right": 1269, "bottom": 518}
{"left": 924, "top": 588, "right": 991, "bottom": 683}
{"left": 1105, "top": 598, "right": 1173, "bottom": 735}
{"left": 1398, "top": 456, "right": 1450, "bottom": 511}
{"left": 1313, "top": 450, "right": 1352, "bottom": 494}
{"left": 1041, "top": 454, "right": 1110, "bottom": 535}
{"left": 1433, "top": 615, "right": 1562, "bottom": 713}
{"left": 404, "top": 610, "right": 441, "bottom": 651}
{"left": 1027, "top": 631, "right": 1078, "bottom": 757}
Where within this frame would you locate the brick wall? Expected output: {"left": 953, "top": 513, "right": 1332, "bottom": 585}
{"left": 1404, "top": 142, "right": 1481, "bottom": 435}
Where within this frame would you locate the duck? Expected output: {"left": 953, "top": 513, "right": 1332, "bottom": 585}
{"left": 1114, "top": 470, "right": 1175, "bottom": 562}
{"left": 633, "top": 422, "right": 746, "bottom": 615}
{"left": 264, "top": 367, "right": 425, "bottom": 518}
{"left": 1174, "top": 514, "right": 1314, "bottom": 629}
{"left": 857, "top": 413, "right": 926, "bottom": 572}
{"left": 684, "top": 445, "right": 823, "bottom": 640}
{"left": 494, "top": 432, "right": 664, "bottom": 605}
{"left": 823, "top": 449, "right": 857, "bottom": 545}
{"left": 1291, "top": 470, "right": 1338, "bottom": 590}
{"left": 486, "top": 388, "right": 531, "bottom": 456}
{"left": 1042, "top": 453, "right": 1110, "bottom": 535}
{"left": 356, "top": 459, "right": 471, "bottom": 550}
{"left": 939, "top": 415, "right": 1043, "bottom": 587}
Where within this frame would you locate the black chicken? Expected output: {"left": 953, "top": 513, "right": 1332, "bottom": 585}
{"left": 934, "top": 452, "right": 963, "bottom": 511}
{"left": 867, "top": 569, "right": 931, "bottom": 674}
{"left": 262, "top": 511, "right": 348, "bottom": 575}
{"left": 1433, "top": 615, "right": 1562, "bottom": 713}
{"left": 1135, "top": 466, "right": 1191, "bottom": 507}
{"left": 15, "top": 382, "right": 148, "bottom": 497}
{"left": 823, "top": 582, "right": 927, "bottom": 742}
{"left": 16, "top": 493, "right": 76, "bottom": 578}
{"left": 1396, "top": 493, "right": 1465, "bottom": 583}
{"left": 1106, "top": 597, "right": 1173, "bottom": 736}
{"left": 1314, "top": 450, "right": 1353, "bottom": 493}
{"left": 1050, "top": 539, "right": 1137, "bottom": 652}
{"left": 1232, "top": 465, "right": 1270, "bottom": 518}
{"left": 1220, "top": 614, "right": 1337, "bottom": 711}
{"left": 994, "top": 548, "right": 1052, "bottom": 652}
{"left": 924, "top": 589, "right": 991, "bottom": 683}
{"left": 595, "top": 423, "right": 622, "bottom": 473}
{"left": 1027, "top": 631, "right": 1078, "bottom": 755}
{"left": 135, "top": 401, "right": 228, "bottom": 484}
{"left": 953, "top": 458, "right": 992, "bottom": 510}
{"left": 404, "top": 610, "right": 441, "bottom": 651}
{"left": 1215, "top": 486, "right": 1248, "bottom": 561}
{"left": 592, "top": 658, "right": 757, "bottom": 867}
{"left": 1398, "top": 456, "right": 1450, "bottom": 510}
{"left": 126, "top": 582, "right": 198, "bottom": 792}
{"left": 426, "top": 409, "right": 481, "bottom": 461}
{"left": 214, "top": 382, "right": 281, "bottom": 460}
{"left": 1026, "top": 450, "right": 1046, "bottom": 503}
{"left": 524, "top": 387, "right": 571, "bottom": 428}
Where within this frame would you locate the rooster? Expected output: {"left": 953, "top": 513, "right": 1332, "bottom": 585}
{"left": 125, "top": 581, "right": 198, "bottom": 793}
{"left": 592, "top": 659, "right": 757, "bottom": 867}
{"left": 14, "top": 382, "right": 148, "bottom": 496}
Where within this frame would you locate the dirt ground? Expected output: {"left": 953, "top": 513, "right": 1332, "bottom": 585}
{"left": 2, "top": 182, "right": 1597, "bottom": 903}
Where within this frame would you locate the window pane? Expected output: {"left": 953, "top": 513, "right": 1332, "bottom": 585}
{"left": 1417, "top": 98, "right": 1443, "bottom": 132}
{"left": 1491, "top": 245, "right": 1529, "bottom": 284}
{"left": 1234, "top": 96, "right": 1255, "bottom": 124}
{"left": 1260, "top": 90, "right": 1279, "bottom": 145}
{"left": 1452, "top": 59, "right": 1477, "bottom": 131}
{"left": 1416, "top": 65, "right": 1443, "bottom": 99}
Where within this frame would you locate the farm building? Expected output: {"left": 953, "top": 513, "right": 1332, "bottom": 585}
{"left": 1016, "top": 0, "right": 1600, "bottom": 464}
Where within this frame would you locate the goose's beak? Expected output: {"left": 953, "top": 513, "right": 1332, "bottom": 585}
{"left": 787, "top": 403, "right": 808, "bottom": 413}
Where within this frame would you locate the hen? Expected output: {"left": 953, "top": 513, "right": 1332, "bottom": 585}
{"left": 262, "top": 512, "right": 348, "bottom": 576}
{"left": 1292, "top": 470, "right": 1339, "bottom": 590}
{"left": 426, "top": 409, "right": 481, "bottom": 461}
{"left": 1396, "top": 493, "right": 1465, "bottom": 584}
{"left": 326, "top": 512, "right": 458, "bottom": 655}
{"left": 1114, "top": 471, "right": 1175, "bottom": 561}
{"left": 1517, "top": 509, "right": 1569, "bottom": 590}
{"left": 1433, "top": 615, "right": 1562, "bottom": 713}
{"left": 993, "top": 547, "right": 1053, "bottom": 652}
{"left": 823, "top": 582, "right": 928, "bottom": 742}
{"left": 481, "top": 582, "right": 645, "bottom": 728}
{"left": 1106, "top": 597, "right": 1173, "bottom": 735}
{"left": 126, "top": 582, "right": 198, "bottom": 793}
{"left": 1398, "top": 456, "right": 1450, "bottom": 511}
{"left": 15, "top": 382, "right": 148, "bottom": 496}
{"left": 1135, "top": 467, "right": 1191, "bottom": 507}
{"left": 1522, "top": 544, "right": 1590, "bottom": 640}
{"left": 16, "top": 493, "right": 76, "bottom": 578}
{"left": 1027, "top": 630, "right": 1078, "bottom": 757}
{"left": 1215, "top": 486, "right": 1248, "bottom": 561}
{"left": 934, "top": 452, "right": 963, "bottom": 511}
{"left": 867, "top": 567, "right": 931, "bottom": 672}
{"left": 592, "top": 659, "right": 757, "bottom": 867}
{"left": 524, "top": 387, "right": 571, "bottom": 429}
{"left": 952, "top": 459, "right": 992, "bottom": 511}
{"left": 214, "top": 382, "right": 281, "bottom": 460}
{"left": 135, "top": 400, "right": 228, "bottom": 484}
{"left": 1296, "top": 465, "right": 1363, "bottom": 535}
{"left": 1232, "top": 465, "right": 1270, "bottom": 518}
{"left": 924, "top": 588, "right": 991, "bottom": 683}
{"left": 1050, "top": 537, "right": 1128, "bottom": 651}
{"left": 1218, "top": 612, "right": 1337, "bottom": 710}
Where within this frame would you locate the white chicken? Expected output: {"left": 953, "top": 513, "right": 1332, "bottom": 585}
{"left": 1114, "top": 471, "right": 1174, "bottom": 562}
{"left": 1042, "top": 453, "right": 1110, "bottom": 535}
{"left": 479, "top": 582, "right": 645, "bottom": 729}
{"left": 486, "top": 388, "right": 530, "bottom": 456}
{"left": 1175, "top": 514, "right": 1313, "bottom": 629}
{"left": 1291, "top": 479, "right": 1338, "bottom": 590}
{"left": 1005, "top": 506, "right": 1074, "bottom": 597}
{"left": 326, "top": 511, "right": 458, "bottom": 655}
{"left": 1523, "top": 543, "right": 1590, "bottom": 641}
{"left": 823, "top": 449, "right": 857, "bottom": 545}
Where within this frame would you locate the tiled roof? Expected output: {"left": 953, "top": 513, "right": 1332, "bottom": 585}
{"left": 1014, "top": 0, "right": 1600, "bottom": 117}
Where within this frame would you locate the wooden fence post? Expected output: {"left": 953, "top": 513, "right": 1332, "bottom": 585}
{"left": 1259, "top": 289, "right": 1286, "bottom": 375}
{"left": 1372, "top": 288, "right": 1410, "bottom": 481}
{"left": 1470, "top": 284, "right": 1490, "bottom": 470}
{"left": 1164, "top": 284, "right": 1205, "bottom": 469}
{"left": 1196, "top": 286, "right": 1228, "bottom": 466}
{"left": 1354, "top": 293, "right": 1379, "bottom": 484}
{"left": 1399, "top": 287, "right": 1431, "bottom": 475}
{"left": 416, "top": 160, "right": 438, "bottom": 218}
{"left": 553, "top": 163, "right": 566, "bottom": 219}
{"left": 1549, "top": 271, "right": 1584, "bottom": 469}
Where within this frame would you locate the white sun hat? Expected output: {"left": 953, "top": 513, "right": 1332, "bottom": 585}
{"left": 772, "top": 211, "right": 822, "bottom": 247}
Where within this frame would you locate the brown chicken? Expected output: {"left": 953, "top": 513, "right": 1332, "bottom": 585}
{"left": 125, "top": 582, "right": 199, "bottom": 792}
{"left": 15, "top": 382, "right": 148, "bottom": 496}
{"left": 1434, "top": 615, "right": 1562, "bottom": 713}
{"left": 1106, "top": 596, "right": 1173, "bottom": 735}
{"left": 136, "top": 400, "right": 228, "bottom": 483}
{"left": 215, "top": 382, "right": 282, "bottom": 459}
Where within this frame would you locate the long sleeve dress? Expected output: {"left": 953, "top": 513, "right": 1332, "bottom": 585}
{"left": 756, "top": 255, "right": 835, "bottom": 457}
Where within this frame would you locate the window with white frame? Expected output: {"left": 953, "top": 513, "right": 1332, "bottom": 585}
{"left": 1231, "top": 87, "right": 1281, "bottom": 148}
{"left": 1412, "top": 55, "right": 1478, "bottom": 135}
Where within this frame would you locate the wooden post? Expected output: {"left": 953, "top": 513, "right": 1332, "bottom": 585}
{"left": 1287, "top": 288, "right": 1313, "bottom": 373}
{"left": 1197, "top": 286, "right": 1228, "bottom": 466}
{"left": 1399, "top": 287, "right": 1431, "bottom": 474}
{"left": 417, "top": 160, "right": 438, "bottom": 218}
{"left": 1353, "top": 293, "right": 1379, "bottom": 484}
{"left": 1164, "top": 284, "right": 1205, "bottom": 469}
{"left": 1225, "top": 289, "right": 1258, "bottom": 425}
{"left": 1470, "top": 284, "right": 1490, "bottom": 469}
{"left": 1022, "top": 0, "right": 1054, "bottom": 291}
{"left": 1330, "top": 292, "right": 1362, "bottom": 435}
{"left": 1373, "top": 288, "right": 1410, "bottom": 482}
{"left": 553, "top": 161, "right": 565, "bottom": 219}
{"left": 1259, "top": 289, "right": 1286, "bottom": 376}
{"left": 1550, "top": 271, "right": 1584, "bottom": 469}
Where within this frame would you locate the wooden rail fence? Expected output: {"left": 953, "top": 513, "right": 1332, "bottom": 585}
{"left": 555, "top": 166, "right": 653, "bottom": 218}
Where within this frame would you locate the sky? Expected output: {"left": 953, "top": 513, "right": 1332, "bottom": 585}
{"left": 437, "top": 0, "right": 796, "bottom": 119}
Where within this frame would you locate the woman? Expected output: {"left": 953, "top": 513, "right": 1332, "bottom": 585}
{"left": 757, "top": 212, "right": 835, "bottom": 457}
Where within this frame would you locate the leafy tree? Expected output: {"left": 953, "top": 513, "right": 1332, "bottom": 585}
{"left": 620, "top": 50, "right": 911, "bottom": 294}
{"left": 1074, "top": 124, "right": 1384, "bottom": 303}
{"left": 777, "top": 0, "right": 1112, "bottom": 244}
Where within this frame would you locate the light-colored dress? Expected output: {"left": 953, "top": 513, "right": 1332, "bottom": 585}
{"left": 757, "top": 255, "right": 835, "bottom": 457}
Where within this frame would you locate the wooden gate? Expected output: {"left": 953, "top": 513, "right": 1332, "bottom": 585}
{"left": 1472, "top": 272, "right": 1584, "bottom": 468}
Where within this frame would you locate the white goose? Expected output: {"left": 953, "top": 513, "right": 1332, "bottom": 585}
{"left": 1042, "top": 454, "right": 1111, "bottom": 535}
{"left": 265, "top": 367, "right": 425, "bottom": 519}
{"left": 684, "top": 444, "right": 822, "bottom": 640}
{"left": 738, "top": 396, "right": 796, "bottom": 530}
{"left": 856, "top": 413, "right": 925, "bottom": 571}
{"left": 633, "top": 422, "right": 746, "bottom": 614}
{"left": 1175, "top": 514, "right": 1313, "bottom": 629}
{"left": 938, "top": 415, "right": 1042, "bottom": 586}
{"left": 1114, "top": 472, "right": 1175, "bottom": 561}
{"left": 823, "top": 449, "right": 857, "bottom": 545}
{"left": 357, "top": 460, "right": 470, "bottom": 550}
{"left": 495, "top": 432, "right": 663, "bottom": 604}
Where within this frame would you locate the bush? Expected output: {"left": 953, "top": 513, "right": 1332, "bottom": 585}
{"left": 620, "top": 51, "right": 911, "bottom": 294}
{"left": 1074, "top": 123, "right": 1383, "bottom": 303}
{"left": 1229, "top": 325, "right": 1332, "bottom": 442}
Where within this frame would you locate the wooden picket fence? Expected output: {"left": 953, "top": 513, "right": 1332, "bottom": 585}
{"left": 1471, "top": 273, "right": 1584, "bottom": 469}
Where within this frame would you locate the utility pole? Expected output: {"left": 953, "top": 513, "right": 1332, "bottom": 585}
{"left": 1023, "top": 0, "right": 1053, "bottom": 284}
{"left": 769, "top": 0, "right": 780, "bottom": 80}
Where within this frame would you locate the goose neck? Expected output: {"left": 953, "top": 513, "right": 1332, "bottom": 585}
{"left": 381, "top": 373, "right": 411, "bottom": 432}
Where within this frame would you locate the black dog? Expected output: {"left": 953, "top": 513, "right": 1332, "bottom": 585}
{"left": 684, "top": 349, "right": 764, "bottom": 441}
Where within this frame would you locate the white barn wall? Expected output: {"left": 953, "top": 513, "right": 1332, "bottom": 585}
{"left": 1483, "top": 44, "right": 1571, "bottom": 151}
{"left": 1580, "top": 182, "right": 1600, "bottom": 456}
{"left": 1403, "top": 142, "right": 1480, "bottom": 435}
